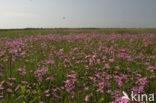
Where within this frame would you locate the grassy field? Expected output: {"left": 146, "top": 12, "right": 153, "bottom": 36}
{"left": 1, "top": 28, "right": 156, "bottom": 38}
{"left": 0, "top": 28, "right": 156, "bottom": 103}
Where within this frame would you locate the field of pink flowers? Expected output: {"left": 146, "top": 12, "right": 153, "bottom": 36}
{"left": 0, "top": 33, "right": 156, "bottom": 103}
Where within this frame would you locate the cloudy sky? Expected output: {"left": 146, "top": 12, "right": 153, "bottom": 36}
{"left": 0, "top": 0, "right": 156, "bottom": 28}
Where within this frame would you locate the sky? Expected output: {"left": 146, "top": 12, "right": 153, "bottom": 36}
{"left": 0, "top": 0, "right": 156, "bottom": 28}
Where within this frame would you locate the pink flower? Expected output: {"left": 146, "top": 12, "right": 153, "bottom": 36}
{"left": 0, "top": 81, "right": 5, "bottom": 85}
{"left": 97, "top": 59, "right": 101, "bottom": 64}
{"left": 89, "top": 59, "right": 93, "bottom": 65}
{"left": 17, "top": 68, "right": 26, "bottom": 76}
{"left": 84, "top": 93, "right": 93, "bottom": 102}
{"left": 15, "top": 85, "right": 20, "bottom": 91}
{"left": 61, "top": 86, "right": 65, "bottom": 90}
{"left": 115, "top": 66, "right": 120, "bottom": 70}
{"left": 109, "top": 58, "right": 115, "bottom": 63}
{"left": 45, "top": 89, "right": 49, "bottom": 93}
{"left": 8, "top": 77, "right": 16, "bottom": 81}
{"left": 46, "top": 93, "right": 50, "bottom": 97}
{"left": 115, "top": 98, "right": 130, "bottom": 103}
{"left": 0, "top": 72, "right": 3, "bottom": 77}
{"left": 46, "top": 77, "right": 54, "bottom": 81}
{"left": 59, "top": 48, "right": 64, "bottom": 52}
{"left": 6, "top": 88, "right": 13, "bottom": 93}
{"left": 84, "top": 87, "right": 89, "bottom": 91}
{"left": 0, "top": 96, "right": 3, "bottom": 99}
{"left": 47, "top": 60, "right": 54, "bottom": 65}
{"left": 107, "top": 90, "right": 112, "bottom": 94}
{"left": 6, "top": 82, "right": 14, "bottom": 87}
{"left": 0, "top": 87, "right": 4, "bottom": 90}
{"left": 85, "top": 95, "right": 89, "bottom": 102}
{"left": 41, "top": 42, "right": 46, "bottom": 49}
{"left": 104, "top": 64, "right": 110, "bottom": 69}
{"left": 34, "top": 67, "right": 49, "bottom": 82}
{"left": 33, "top": 91, "right": 37, "bottom": 94}
{"left": 21, "top": 81, "right": 28, "bottom": 85}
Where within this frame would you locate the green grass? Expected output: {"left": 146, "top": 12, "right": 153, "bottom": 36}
{"left": 1, "top": 28, "right": 156, "bottom": 38}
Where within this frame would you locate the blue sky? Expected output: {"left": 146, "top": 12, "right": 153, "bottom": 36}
{"left": 0, "top": 0, "right": 156, "bottom": 28}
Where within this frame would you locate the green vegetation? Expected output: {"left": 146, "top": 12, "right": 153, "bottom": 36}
{"left": 0, "top": 28, "right": 156, "bottom": 38}
{"left": 0, "top": 29, "right": 155, "bottom": 103}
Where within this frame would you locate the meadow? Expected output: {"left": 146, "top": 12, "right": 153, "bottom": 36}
{"left": 0, "top": 28, "right": 156, "bottom": 103}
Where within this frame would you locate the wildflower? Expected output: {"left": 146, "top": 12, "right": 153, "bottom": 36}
{"left": 41, "top": 42, "right": 46, "bottom": 49}
{"left": 6, "top": 82, "right": 14, "bottom": 87}
{"left": 46, "top": 77, "right": 54, "bottom": 81}
{"left": 47, "top": 60, "right": 54, "bottom": 65}
{"left": 61, "top": 86, "right": 65, "bottom": 90}
{"left": 17, "top": 68, "right": 26, "bottom": 76}
{"left": 0, "top": 96, "right": 3, "bottom": 99}
{"left": 64, "top": 71, "right": 76, "bottom": 95}
{"left": 107, "top": 90, "right": 112, "bottom": 94}
{"left": 26, "top": 90, "right": 30, "bottom": 93}
{"left": 131, "top": 86, "right": 144, "bottom": 93}
{"left": 33, "top": 91, "right": 37, "bottom": 94}
{"left": 15, "top": 85, "right": 20, "bottom": 91}
{"left": 21, "top": 81, "right": 28, "bottom": 85}
{"left": 0, "top": 81, "right": 5, "bottom": 85}
{"left": 8, "top": 77, "right": 16, "bottom": 81}
{"left": 89, "top": 59, "right": 93, "bottom": 65}
{"left": 0, "top": 87, "right": 4, "bottom": 90}
{"left": 85, "top": 95, "right": 89, "bottom": 102}
{"left": 115, "top": 97, "right": 130, "bottom": 103}
{"left": 21, "top": 51, "right": 26, "bottom": 56}
{"left": 45, "top": 89, "right": 49, "bottom": 93}
{"left": 59, "top": 48, "right": 64, "bottom": 52}
{"left": 34, "top": 67, "right": 48, "bottom": 82}
{"left": 115, "top": 66, "right": 120, "bottom": 70}
{"left": 104, "top": 64, "right": 110, "bottom": 69}
{"left": 84, "top": 87, "right": 89, "bottom": 91}
{"left": 46, "top": 93, "right": 50, "bottom": 97}
{"left": 0, "top": 72, "right": 2, "bottom": 77}
{"left": 85, "top": 93, "right": 93, "bottom": 102}
{"left": 6, "top": 88, "right": 13, "bottom": 93}
{"left": 109, "top": 58, "right": 115, "bottom": 63}
{"left": 97, "top": 59, "right": 101, "bottom": 64}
